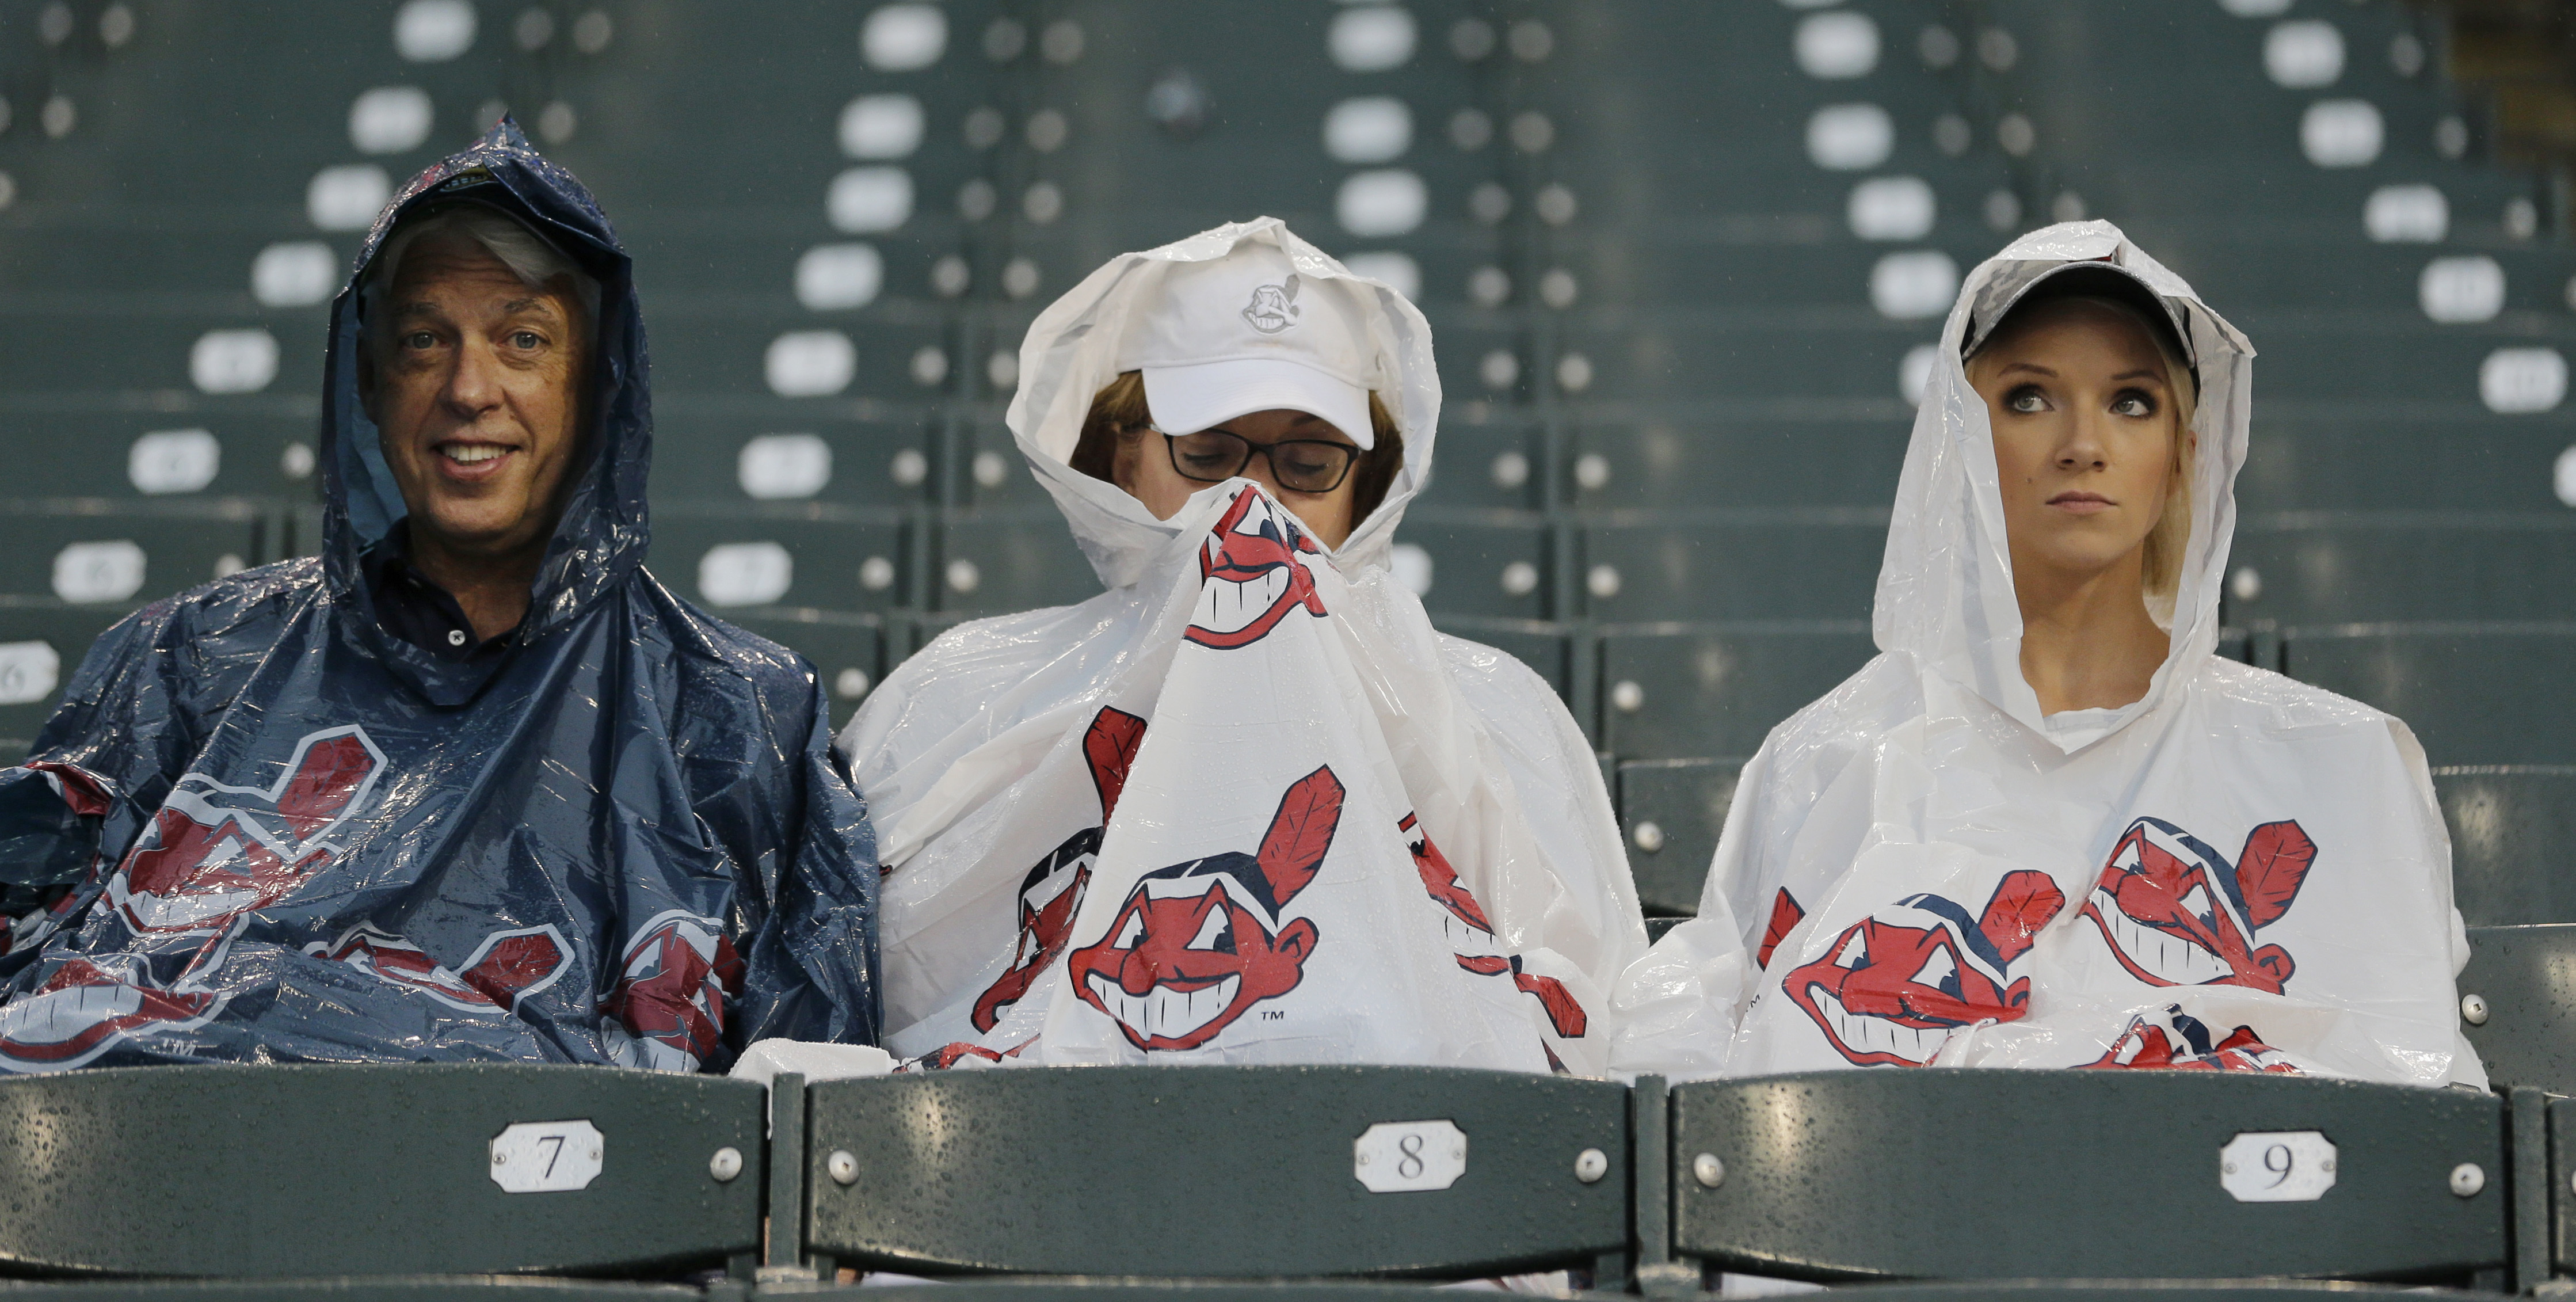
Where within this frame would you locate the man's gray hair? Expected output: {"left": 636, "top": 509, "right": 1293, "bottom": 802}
{"left": 361, "top": 204, "right": 602, "bottom": 342}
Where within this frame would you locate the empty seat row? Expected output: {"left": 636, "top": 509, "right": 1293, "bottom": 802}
{"left": 0, "top": 1054, "right": 2554, "bottom": 1293}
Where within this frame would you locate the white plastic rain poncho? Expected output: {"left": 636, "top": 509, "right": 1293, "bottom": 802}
{"left": 1613, "top": 222, "right": 2481, "bottom": 1088}
{"left": 841, "top": 219, "right": 1645, "bottom": 1073}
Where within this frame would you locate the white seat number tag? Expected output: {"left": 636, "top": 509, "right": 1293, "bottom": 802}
{"left": 2220, "top": 1130, "right": 2336, "bottom": 1202}
{"left": 1354, "top": 1120, "right": 1466, "bottom": 1193}
{"left": 490, "top": 1120, "right": 605, "bottom": 1193}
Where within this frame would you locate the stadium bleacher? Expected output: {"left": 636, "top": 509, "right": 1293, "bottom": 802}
{"left": 5, "top": 0, "right": 2576, "bottom": 1291}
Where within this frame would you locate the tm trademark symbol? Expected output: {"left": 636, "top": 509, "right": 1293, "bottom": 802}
{"left": 1262, "top": 1009, "right": 1286, "bottom": 1021}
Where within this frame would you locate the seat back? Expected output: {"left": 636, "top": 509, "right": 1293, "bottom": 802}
{"left": 1670, "top": 1070, "right": 2506, "bottom": 1282}
{"left": 803, "top": 1065, "right": 1629, "bottom": 1279}
{"left": 2439, "top": 771, "right": 2576, "bottom": 927}
{"left": 0, "top": 1064, "right": 764, "bottom": 1278}
{"left": 2460, "top": 924, "right": 2576, "bottom": 1094}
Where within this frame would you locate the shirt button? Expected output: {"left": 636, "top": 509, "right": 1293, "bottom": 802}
{"left": 447, "top": 629, "right": 467, "bottom": 646}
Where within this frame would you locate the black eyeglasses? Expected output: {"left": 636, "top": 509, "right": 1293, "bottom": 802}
{"left": 1152, "top": 425, "right": 1362, "bottom": 494}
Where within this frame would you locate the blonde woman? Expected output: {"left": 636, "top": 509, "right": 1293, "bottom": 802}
{"left": 1616, "top": 222, "right": 2479, "bottom": 1087}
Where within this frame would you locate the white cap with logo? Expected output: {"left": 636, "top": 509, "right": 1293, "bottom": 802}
{"left": 1114, "top": 242, "right": 1378, "bottom": 450}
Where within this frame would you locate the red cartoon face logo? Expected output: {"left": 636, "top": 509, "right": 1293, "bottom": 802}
{"left": 1184, "top": 487, "right": 1327, "bottom": 650}
{"left": 306, "top": 923, "right": 573, "bottom": 1014}
{"left": 969, "top": 706, "right": 1144, "bottom": 1033}
{"left": 602, "top": 909, "right": 744, "bottom": 1072}
{"left": 1784, "top": 871, "right": 2065, "bottom": 1067}
{"left": 0, "top": 954, "right": 223, "bottom": 1071}
{"left": 2083, "top": 1004, "right": 2299, "bottom": 1073}
{"left": 1403, "top": 813, "right": 1587, "bottom": 1041}
{"left": 2080, "top": 817, "right": 2314, "bottom": 994}
{"left": 1066, "top": 766, "right": 1342, "bottom": 1051}
{"left": 109, "top": 725, "right": 387, "bottom": 934}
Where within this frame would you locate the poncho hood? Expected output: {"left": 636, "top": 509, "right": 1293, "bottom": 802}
{"left": 1880, "top": 220, "right": 2255, "bottom": 752}
{"left": 321, "top": 117, "right": 650, "bottom": 698}
{"left": 1006, "top": 217, "right": 1438, "bottom": 585}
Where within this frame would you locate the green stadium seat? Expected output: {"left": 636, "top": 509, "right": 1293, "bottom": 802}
{"left": 1598, "top": 622, "right": 1877, "bottom": 760}
{"left": 0, "top": 1064, "right": 763, "bottom": 1280}
{"left": 0, "top": 602, "right": 142, "bottom": 757}
{"left": 1567, "top": 415, "right": 1909, "bottom": 512}
{"left": 0, "top": 502, "right": 270, "bottom": 607}
{"left": 649, "top": 504, "right": 914, "bottom": 614}
{"left": 2433, "top": 767, "right": 2576, "bottom": 927}
{"left": 800, "top": 1065, "right": 1631, "bottom": 1281}
{"left": 1618, "top": 757, "right": 1739, "bottom": 917}
{"left": 2280, "top": 623, "right": 2576, "bottom": 765}
{"left": 650, "top": 406, "right": 942, "bottom": 511}
{"left": 2238, "top": 413, "right": 2576, "bottom": 514}
{"left": 1668, "top": 1070, "right": 2510, "bottom": 1284}
{"left": 930, "top": 507, "right": 1097, "bottom": 615}
{"left": 2457, "top": 924, "right": 2576, "bottom": 1095}
{"left": 2231, "top": 525, "right": 2576, "bottom": 625}
{"left": 1580, "top": 519, "right": 1885, "bottom": 623}
{"left": 1397, "top": 512, "right": 1556, "bottom": 622}
{"left": 1415, "top": 415, "right": 1544, "bottom": 513}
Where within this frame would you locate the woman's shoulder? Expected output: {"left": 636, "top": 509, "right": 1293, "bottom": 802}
{"left": 2189, "top": 654, "right": 2407, "bottom": 733}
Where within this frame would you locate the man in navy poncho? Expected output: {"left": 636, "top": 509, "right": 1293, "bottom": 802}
{"left": 0, "top": 121, "right": 879, "bottom": 1072}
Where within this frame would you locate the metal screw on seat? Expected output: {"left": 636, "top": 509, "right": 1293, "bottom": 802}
{"left": 829, "top": 1149, "right": 860, "bottom": 1185}
{"left": 1632, "top": 821, "right": 1665, "bottom": 853}
{"left": 1574, "top": 1148, "right": 1609, "bottom": 1183}
{"left": 2450, "top": 1162, "right": 2485, "bottom": 1197}
{"left": 709, "top": 1146, "right": 743, "bottom": 1182}
{"left": 1611, "top": 680, "right": 1644, "bottom": 713}
{"left": 2460, "top": 992, "right": 2489, "bottom": 1025}
{"left": 1692, "top": 1153, "right": 1724, "bottom": 1187}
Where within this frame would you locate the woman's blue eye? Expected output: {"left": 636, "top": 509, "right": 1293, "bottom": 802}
{"left": 2006, "top": 385, "right": 2047, "bottom": 413}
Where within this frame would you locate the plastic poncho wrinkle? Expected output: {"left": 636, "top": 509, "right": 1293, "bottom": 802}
{"left": 848, "top": 220, "right": 1644, "bottom": 1073}
{"left": 1614, "top": 222, "right": 2478, "bottom": 1089}
{"left": 0, "top": 120, "right": 878, "bottom": 1072}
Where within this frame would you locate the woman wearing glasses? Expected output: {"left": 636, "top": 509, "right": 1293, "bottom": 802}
{"left": 840, "top": 219, "right": 1652, "bottom": 1073}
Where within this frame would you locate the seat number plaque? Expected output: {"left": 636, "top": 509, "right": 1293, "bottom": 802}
{"left": 490, "top": 1119, "right": 605, "bottom": 1193}
{"left": 2220, "top": 1130, "right": 2336, "bottom": 1202}
{"left": 1354, "top": 1120, "right": 1467, "bottom": 1193}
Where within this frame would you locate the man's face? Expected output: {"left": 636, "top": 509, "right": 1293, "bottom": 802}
{"left": 365, "top": 235, "right": 587, "bottom": 565}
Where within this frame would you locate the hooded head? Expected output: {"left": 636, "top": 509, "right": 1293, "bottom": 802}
{"left": 1877, "top": 220, "right": 2255, "bottom": 751}
{"left": 1005, "top": 219, "right": 1438, "bottom": 587}
{"left": 319, "top": 118, "right": 647, "bottom": 653}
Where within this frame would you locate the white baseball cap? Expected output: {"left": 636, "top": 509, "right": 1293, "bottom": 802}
{"left": 1114, "top": 242, "right": 1378, "bottom": 450}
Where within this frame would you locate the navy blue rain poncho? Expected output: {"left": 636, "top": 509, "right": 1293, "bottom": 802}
{"left": 0, "top": 121, "right": 879, "bottom": 1071}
